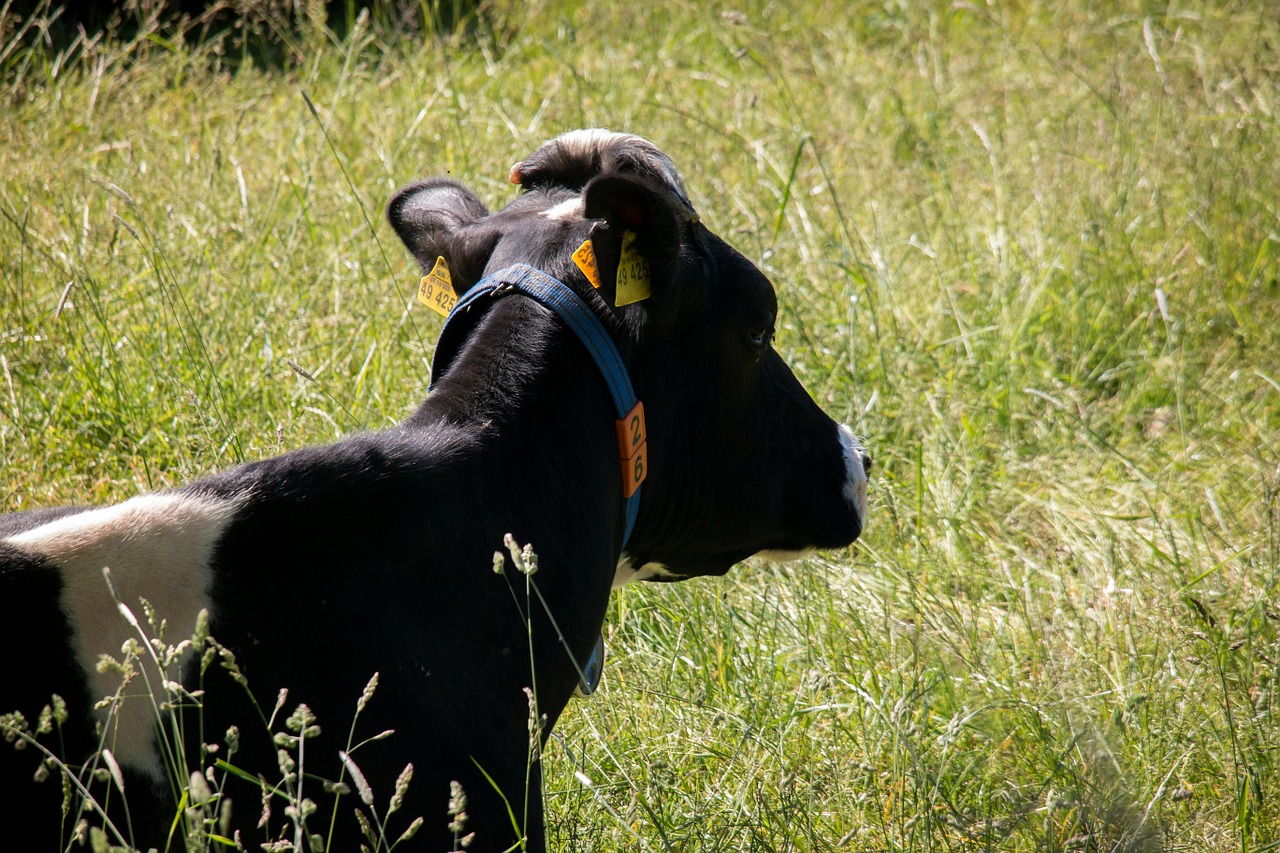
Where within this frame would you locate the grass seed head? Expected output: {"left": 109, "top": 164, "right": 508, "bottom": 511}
{"left": 276, "top": 748, "right": 296, "bottom": 781}
{"left": 1, "top": 711, "right": 28, "bottom": 741}
{"left": 354, "top": 806, "right": 375, "bottom": 844}
{"left": 398, "top": 816, "right": 426, "bottom": 845}
{"left": 285, "top": 703, "right": 317, "bottom": 733}
{"left": 356, "top": 671, "right": 379, "bottom": 713}
{"left": 447, "top": 779, "right": 469, "bottom": 836}
{"left": 389, "top": 762, "right": 413, "bottom": 814}
{"left": 189, "top": 769, "right": 213, "bottom": 807}
{"left": 340, "top": 749, "right": 375, "bottom": 806}
{"left": 101, "top": 748, "right": 125, "bottom": 793}
{"left": 258, "top": 775, "right": 272, "bottom": 829}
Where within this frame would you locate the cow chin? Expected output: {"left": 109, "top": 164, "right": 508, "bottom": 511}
{"left": 755, "top": 547, "right": 817, "bottom": 563}
{"left": 612, "top": 549, "right": 754, "bottom": 588}
{"left": 613, "top": 543, "right": 843, "bottom": 588}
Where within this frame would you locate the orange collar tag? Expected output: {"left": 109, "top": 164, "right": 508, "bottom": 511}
{"left": 572, "top": 238, "right": 602, "bottom": 289}
{"left": 616, "top": 400, "right": 647, "bottom": 498}
{"left": 417, "top": 256, "right": 458, "bottom": 317}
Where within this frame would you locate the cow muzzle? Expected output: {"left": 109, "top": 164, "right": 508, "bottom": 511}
{"left": 839, "top": 423, "right": 871, "bottom": 538}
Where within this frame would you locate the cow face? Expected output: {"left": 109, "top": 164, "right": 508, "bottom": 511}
{"left": 388, "top": 130, "right": 870, "bottom": 583}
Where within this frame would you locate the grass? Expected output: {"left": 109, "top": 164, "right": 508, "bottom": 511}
{"left": 2, "top": 0, "right": 1278, "bottom": 850}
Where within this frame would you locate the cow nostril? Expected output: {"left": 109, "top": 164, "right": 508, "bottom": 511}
{"left": 860, "top": 452, "right": 873, "bottom": 474}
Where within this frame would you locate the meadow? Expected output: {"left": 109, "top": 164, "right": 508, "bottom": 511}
{"left": 1, "top": 1, "right": 1277, "bottom": 850}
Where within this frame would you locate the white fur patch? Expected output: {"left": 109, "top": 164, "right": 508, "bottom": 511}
{"left": 4, "top": 492, "right": 239, "bottom": 779}
{"left": 838, "top": 423, "right": 869, "bottom": 529}
{"left": 539, "top": 129, "right": 693, "bottom": 210}
{"left": 540, "top": 196, "right": 584, "bottom": 221}
{"left": 612, "top": 553, "right": 680, "bottom": 588}
{"left": 554, "top": 128, "right": 634, "bottom": 152}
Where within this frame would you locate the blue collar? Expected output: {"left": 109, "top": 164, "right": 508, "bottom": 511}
{"left": 429, "top": 263, "right": 645, "bottom": 547}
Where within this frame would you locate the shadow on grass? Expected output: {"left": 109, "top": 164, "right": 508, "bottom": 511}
{"left": 2, "top": 0, "right": 492, "bottom": 72}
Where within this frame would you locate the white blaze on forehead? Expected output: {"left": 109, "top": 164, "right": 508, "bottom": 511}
{"left": 540, "top": 195, "right": 585, "bottom": 221}
{"left": 4, "top": 492, "right": 239, "bottom": 779}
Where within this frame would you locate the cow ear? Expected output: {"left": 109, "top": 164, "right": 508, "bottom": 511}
{"left": 581, "top": 173, "right": 687, "bottom": 308}
{"left": 387, "top": 178, "right": 495, "bottom": 285}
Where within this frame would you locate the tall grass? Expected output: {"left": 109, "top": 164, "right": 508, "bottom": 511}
{"left": 2, "top": 1, "right": 1277, "bottom": 850}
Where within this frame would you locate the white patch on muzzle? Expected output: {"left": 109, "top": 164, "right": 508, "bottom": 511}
{"left": 757, "top": 425, "right": 868, "bottom": 563}
{"left": 4, "top": 492, "right": 239, "bottom": 780}
{"left": 839, "top": 423, "right": 869, "bottom": 530}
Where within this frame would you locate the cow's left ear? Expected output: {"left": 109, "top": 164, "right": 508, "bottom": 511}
{"left": 581, "top": 173, "right": 690, "bottom": 309}
{"left": 387, "top": 178, "right": 497, "bottom": 287}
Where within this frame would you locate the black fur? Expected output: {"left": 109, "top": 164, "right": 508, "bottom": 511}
{"left": 1, "top": 131, "right": 866, "bottom": 852}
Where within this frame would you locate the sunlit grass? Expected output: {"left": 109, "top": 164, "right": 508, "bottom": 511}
{"left": 2, "top": 1, "right": 1277, "bottom": 850}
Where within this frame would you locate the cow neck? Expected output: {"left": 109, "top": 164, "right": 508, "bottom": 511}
{"left": 429, "top": 263, "right": 645, "bottom": 547}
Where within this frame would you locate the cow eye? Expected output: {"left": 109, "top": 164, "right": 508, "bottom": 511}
{"left": 746, "top": 326, "right": 772, "bottom": 349}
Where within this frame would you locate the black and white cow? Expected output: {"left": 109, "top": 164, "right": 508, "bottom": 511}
{"left": 0, "top": 130, "right": 870, "bottom": 852}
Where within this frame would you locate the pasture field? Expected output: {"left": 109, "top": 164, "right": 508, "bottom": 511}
{"left": 2, "top": 1, "right": 1277, "bottom": 850}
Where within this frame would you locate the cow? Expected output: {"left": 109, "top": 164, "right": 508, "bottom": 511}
{"left": 0, "top": 129, "right": 870, "bottom": 852}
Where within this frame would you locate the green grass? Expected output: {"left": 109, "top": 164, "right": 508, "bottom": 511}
{"left": 3, "top": 1, "right": 1278, "bottom": 850}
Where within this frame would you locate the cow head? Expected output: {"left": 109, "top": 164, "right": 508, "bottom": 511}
{"left": 388, "top": 130, "right": 870, "bottom": 583}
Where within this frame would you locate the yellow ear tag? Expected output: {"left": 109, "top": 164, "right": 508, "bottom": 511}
{"left": 614, "top": 230, "right": 651, "bottom": 307}
{"left": 573, "top": 239, "right": 602, "bottom": 289}
{"left": 417, "top": 256, "right": 458, "bottom": 317}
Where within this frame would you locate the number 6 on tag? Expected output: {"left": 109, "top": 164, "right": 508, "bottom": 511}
{"left": 616, "top": 401, "right": 647, "bottom": 497}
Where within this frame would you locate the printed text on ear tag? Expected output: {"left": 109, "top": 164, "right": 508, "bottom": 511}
{"left": 614, "top": 230, "right": 651, "bottom": 307}
{"left": 573, "top": 239, "right": 602, "bottom": 289}
{"left": 417, "top": 256, "right": 458, "bottom": 317}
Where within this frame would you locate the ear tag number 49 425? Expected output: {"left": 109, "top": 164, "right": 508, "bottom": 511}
{"left": 614, "top": 230, "right": 651, "bottom": 307}
{"left": 417, "top": 256, "right": 458, "bottom": 317}
{"left": 573, "top": 232, "right": 649, "bottom": 307}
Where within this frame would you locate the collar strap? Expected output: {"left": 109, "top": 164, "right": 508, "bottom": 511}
{"left": 429, "top": 263, "right": 646, "bottom": 547}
